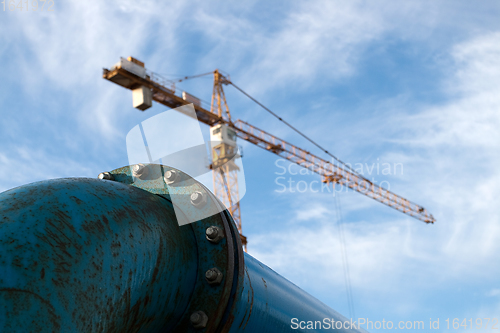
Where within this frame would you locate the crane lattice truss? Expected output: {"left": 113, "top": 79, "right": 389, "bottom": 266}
{"left": 103, "top": 60, "right": 435, "bottom": 249}
{"left": 208, "top": 70, "right": 246, "bottom": 248}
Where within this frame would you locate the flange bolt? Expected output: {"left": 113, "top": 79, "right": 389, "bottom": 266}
{"left": 205, "top": 226, "right": 224, "bottom": 243}
{"left": 205, "top": 268, "right": 223, "bottom": 285}
{"left": 132, "top": 164, "right": 148, "bottom": 179}
{"left": 190, "top": 311, "right": 208, "bottom": 328}
{"left": 164, "top": 170, "right": 179, "bottom": 184}
{"left": 98, "top": 172, "right": 114, "bottom": 180}
{"left": 190, "top": 191, "right": 207, "bottom": 208}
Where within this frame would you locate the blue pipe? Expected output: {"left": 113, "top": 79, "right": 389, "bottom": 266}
{"left": 0, "top": 178, "right": 197, "bottom": 332}
{"left": 225, "top": 254, "right": 356, "bottom": 332}
{"left": 0, "top": 165, "right": 363, "bottom": 332}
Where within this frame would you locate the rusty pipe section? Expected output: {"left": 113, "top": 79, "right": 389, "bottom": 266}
{"left": 0, "top": 178, "right": 198, "bottom": 332}
{"left": 0, "top": 165, "right": 363, "bottom": 332}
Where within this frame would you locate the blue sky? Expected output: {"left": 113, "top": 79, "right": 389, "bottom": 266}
{"left": 2, "top": 1, "right": 500, "bottom": 331}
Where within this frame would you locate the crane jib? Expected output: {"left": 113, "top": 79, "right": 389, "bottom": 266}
{"left": 102, "top": 58, "right": 435, "bottom": 226}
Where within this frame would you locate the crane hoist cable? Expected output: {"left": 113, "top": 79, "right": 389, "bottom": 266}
{"left": 334, "top": 192, "right": 355, "bottom": 319}
{"left": 169, "top": 73, "right": 372, "bottom": 186}
{"left": 157, "top": 71, "right": 214, "bottom": 82}
{"left": 229, "top": 82, "right": 365, "bottom": 179}
{"left": 174, "top": 71, "right": 214, "bottom": 83}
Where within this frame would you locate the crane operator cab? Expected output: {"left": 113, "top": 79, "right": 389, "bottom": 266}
{"left": 210, "top": 124, "right": 240, "bottom": 170}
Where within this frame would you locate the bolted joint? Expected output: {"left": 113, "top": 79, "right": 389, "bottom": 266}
{"left": 205, "top": 267, "right": 223, "bottom": 285}
{"left": 205, "top": 226, "right": 224, "bottom": 244}
{"left": 132, "top": 164, "right": 148, "bottom": 179}
{"left": 190, "top": 311, "right": 208, "bottom": 329}
{"left": 98, "top": 172, "right": 114, "bottom": 181}
{"left": 164, "top": 169, "right": 179, "bottom": 185}
{"left": 190, "top": 191, "right": 207, "bottom": 208}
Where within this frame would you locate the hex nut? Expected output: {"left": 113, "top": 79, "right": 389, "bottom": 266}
{"left": 190, "top": 311, "right": 208, "bottom": 329}
{"left": 98, "top": 172, "right": 114, "bottom": 180}
{"left": 132, "top": 164, "right": 148, "bottom": 179}
{"left": 205, "top": 268, "right": 223, "bottom": 285}
{"left": 205, "top": 226, "right": 224, "bottom": 244}
{"left": 190, "top": 191, "right": 207, "bottom": 208}
{"left": 164, "top": 169, "right": 179, "bottom": 184}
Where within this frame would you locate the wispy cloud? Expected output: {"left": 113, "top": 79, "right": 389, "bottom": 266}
{"left": 0, "top": 145, "right": 95, "bottom": 193}
{"left": 0, "top": 1, "right": 189, "bottom": 188}
{"left": 487, "top": 289, "right": 500, "bottom": 297}
{"left": 1, "top": 1, "right": 188, "bottom": 140}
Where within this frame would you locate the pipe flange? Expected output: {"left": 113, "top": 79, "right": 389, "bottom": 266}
{"left": 107, "top": 164, "right": 244, "bottom": 333}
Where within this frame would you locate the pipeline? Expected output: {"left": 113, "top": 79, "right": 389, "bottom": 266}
{"left": 0, "top": 164, "right": 362, "bottom": 332}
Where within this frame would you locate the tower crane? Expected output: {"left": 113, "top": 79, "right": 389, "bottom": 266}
{"left": 103, "top": 57, "right": 435, "bottom": 251}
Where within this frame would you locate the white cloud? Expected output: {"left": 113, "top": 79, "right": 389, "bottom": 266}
{"left": 188, "top": 0, "right": 500, "bottom": 96}
{"left": 249, "top": 1, "right": 385, "bottom": 83}
{"left": 191, "top": 0, "right": 388, "bottom": 93}
{"left": 295, "top": 203, "right": 330, "bottom": 221}
{"left": 0, "top": 1, "right": 188, "bottom": 188}
{"left": 0, "top": 145, "right": 96, "bottom": 193}
{"left": 487, "top": 289, "right": 500, "bottom": 297}
{"left": 1, "top": 1, "right": 187, "bottom": 140}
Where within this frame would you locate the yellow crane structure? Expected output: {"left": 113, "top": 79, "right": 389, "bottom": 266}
{"left": 103, "top": 57, "right": 435, "bottom": 251}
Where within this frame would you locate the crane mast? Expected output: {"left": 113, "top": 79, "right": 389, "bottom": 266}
{"left": 102, "top": 57, "right": 435, "bottom": 250}
{"left": 209, "top": 70, "right": 246, "bottom": 250}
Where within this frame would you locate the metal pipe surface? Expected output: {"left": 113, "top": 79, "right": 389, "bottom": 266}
{"left": 0, "top": 178, "right": 197, "bottom": 332}
{"left": 225, "top": 254, "right": 357, "bottom": 333}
